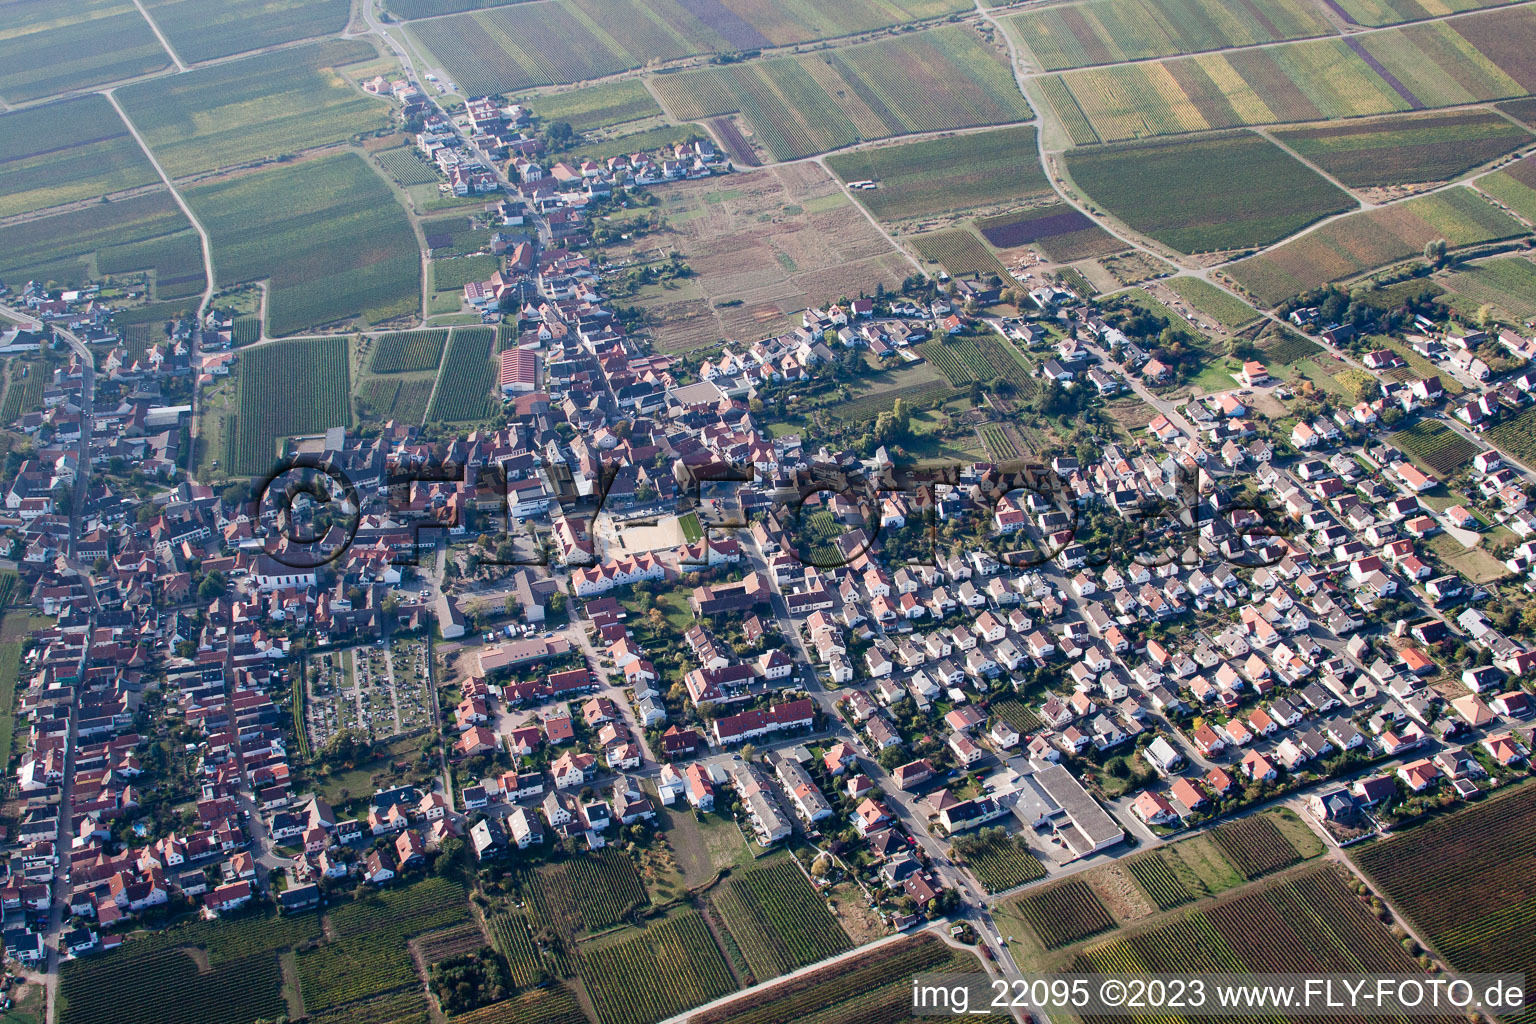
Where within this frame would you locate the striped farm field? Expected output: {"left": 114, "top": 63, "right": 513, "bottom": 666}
{"left": 1272, "top": 110, "right": 1532, "bottom": 188}
{"left": 1209, "top": 815, "right": 1302, "bottom": 880}
{"left": 0, "top": 190, "right": 204, "bottom": 299}
{"left": 1124, "top": 850, "right": 1196, "bottom": 910}
{"left": 0, "top": 95, "right": 159, "bottom": 219}
{"left": 651, "top": 25, "right": 1031, "bottom": 161}
{"left": 1439, "top": 256, "right": 1536, "bottom": 320}
{"left": 1044, "top": 6, "right": 1536, "bottom": 145}
{"left": 1067, "top": 131, "right": 1355, "bottom": 253}
{"left": 1476, "top": 152, "right": 1536, "bottom": 220}
{"left": 1390, "top": 420, "right": 1481, "bottom": 475}
{"left": 226, "top": 337, "right": 350, "bottom": 476}
{"left": 826, "top": 126, "right": 1051, "bottom": 223}
{"left": 429, "top": 327, "right": 500, "bottom": 423}
{"left": 710, "top": 859, "right": 850, "bottom": 980}
{"left": 186, "top": 153, "right": 421, "bottom": 336}
{"left": 1164, "top": 276, "right": 1262, "bottom": 328}
{"left": 375, "top": 147, "right": 441, "bottom": 187}
{"left": 454, "top": 986, "right": 587, "bottom": 1024}
{"left": 143, "top": 0, "right": 352, "bottom": 63}
{"left": 117, "top": 39, "right": 392, "bottom": 178}
{"left": 1078, "top": 867, "right": 1462, "bottom": 1022}
{"left": 976, "top": 203, "right": 1129, "bottom": 261}
{"left": 580, "top": 911, "right": 735, "bottom": 1024}
{"left": 952, "top": 830, "right": 1046, "bottom": 893}
{"left": 0, "top": 0, "right": 172, "bottom": 103}
{"left": 910, "top": 229, "right": 1008, "bottom": 278}
{"left": 408, "top": 0, "right": 969, "bottom": 96}
{"left": 1227, "top": 187, "right": 1527, "bottom": 305}
{"left": 370, "top": 330, "right": 447, "bottom": 374}
{"left": 1013, "top": 877, "right": 1116, "bottom": 949}
{"left": 1009, "top": 0, "right": 1334, "bottom": 71}
{"left": 1329, "top": 0, "right": 1525, "bottom": 28}
{"left": 1353, "top": 787, "right": 1536, "bottom": 1006}
{"left": 522, "top": 79, "right": 663, "bottom": 131}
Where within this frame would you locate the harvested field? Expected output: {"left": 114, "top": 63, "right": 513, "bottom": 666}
{"left": 826, "top": 126, "right": 1051, "bottom": 223}
{"left": 1273, "top": 110, "right": 1532, "bottom": 188}
{"left": 187, "top": 154, "right": 419, "bottom": 335}
{"left": 651, "top": 25, "right": 1031, "bottom": 161}
{"left": 1010, "top": 0, "right": 1333, "bottom": 71}
{"left": 0, "top": 0, "right": 172, "bottom": 103}
{"left": 911, "top": 229, "right": 1008, "bottom": 278}
{"left": 1227, "top": 187, "right": 1526, "bottom": 305}
{"left": 620, "top": 163, "right": 909, "bottom": 352}
{"left": 1067, "top": 131, "right": 1355, "bottom": 254}
{"left": 0, "top": 95, "right": 159, "bottom": 219}
{"left": 116, "top": 39, "right": 392, "bottom": 178}
{"left": 410, "top": 0, "right": 969, "bottom": 96}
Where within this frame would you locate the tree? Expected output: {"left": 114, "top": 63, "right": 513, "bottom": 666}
{"left": 199, "top": 571, "right": 227, "bottom": 602}
{"left": 1424, "top": 239, "right": 1448, "bottom": 267}
{"left": 740, "top": 743, "right": 757, "bottom": 762}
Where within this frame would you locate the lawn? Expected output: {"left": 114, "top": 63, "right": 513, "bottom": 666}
{"left": 143, "top": 0, "right": 351, "bottom": 63}
{"left": 1228, "top": 187, "right": 1527, "bottom": 305}
{"left": 825, "top": 126, "right": 1051, "bottom": 223}
{"left": 186, "top": 153, "right": 420, "bottom": 336}
{"left": 1273, "top": 109, "right": 1533, "bottom": 188}
{"left": 1067, "top": 131, "right": 1356, "bottom": 254}
{"left": 0, "top": 95, "right": 159, "bottom": 219}
{"left": 0, "top": 0, "right": 172, "bottom": 103}
{"left": 116, "top": 39, "right": 393, "bottom": 178}
{"left": 0, "top": 191, "right": 204, "bottom": 300}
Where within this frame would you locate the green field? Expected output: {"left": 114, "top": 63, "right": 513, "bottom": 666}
{"left": 1391, "top": 420, "right": 1482, "bottom": 475}
{"left": 976, "top": 203, "right": 1129, "bottom": 261}
{"left": 953, "top": 831, "right": 1046, "bottom": 893}
{"left": 0, "top": 95, "right": 160, "bottom": 219}
{"left": 370, "top": 330, "right": 448, "bottom": 373}
{"left": 0, "top": 0, "right": 172, "bottom": 103}
{"left": 409, "top": 0, "right": 970, "bottom": 95}
{"left": 0, "top": 628, "right": 26, "bottom": 781}
{"left": 1228, "top": 187, "right": 1527, "bottom": 305}
{"left": 911, "top": 228, "right": 1008, "bottom": 278}
{"left": 1040, "top": 6, "right": 1536, "bottom": 145}
{"left": 523, "top": 79, "right": 664, "bottom": 131}
{"left": 375, "top": 147, "right": 442, "bottom": 186}
{"left": 579, "top": 912, "right": 736, "bottom": 1024}
{"left": 1438, "top": 256, "right": 1536, "bottom": 320}
{"left": 1273, "top": 110, "right": 1532, "bottom": 188}
{"left": 1069, "top": 131, "right": 1354, "bottom": 253}
{"left": 116, "top": 39, "right": 392, "bottom": 178}
{"left": 0, "top": 191, "right": 205, "bottom": 299}
{"left": 428, "top": 327, "right": 499, "bottom": 422}
{"left": 710, "top": 859, "right": 851, "bottom": 980}
{"left": 186, "top": 153, "right": 420, "bottom": 336}
{"left": 144, "top": 0, "right": 351, "bottom": 63}
{"left": 226, "top": 337, "right": 350, "bottom": 476}
{"left": 1475, "top": 152, "right": 1536, "bottom": 220}
{"left": 1164, "top": 276, "right": 1262, "bottom": 328}
{"left": 651, "top": 26, "right": 1032, "bottom": 161}
{"left": 825, "top": 126, "right": 1051, "bottom": 223}
{"left": 1010, "top": 0, "right": 1334, "bottom": 71}
{"left": 433, "top": 255, "right": 500, "bottom": 292}
{"left": 356, "top": 374, "right": 435, "bottom": 424}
